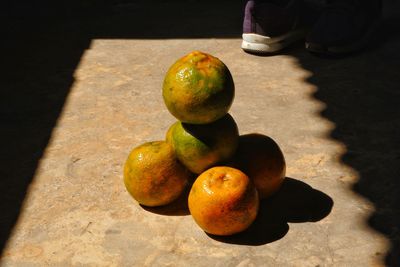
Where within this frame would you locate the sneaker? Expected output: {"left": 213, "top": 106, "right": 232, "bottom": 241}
{"left": 305, "top": 0, "right": 382, "bottom": 55}
{"left": 241, "top": 0, "right": 308, "bottom": 54}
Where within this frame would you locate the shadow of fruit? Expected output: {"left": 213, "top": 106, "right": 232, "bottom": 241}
{"left": 208, "top": 177, "right": 333, "bottom": 245}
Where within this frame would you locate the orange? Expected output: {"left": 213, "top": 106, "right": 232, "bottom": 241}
{"left": 162, "top": 51, "right": 235, "bottom": 124}
{"left": 165, "top": 121, "right": 177, "bottom": 146}
{"left": 231, "top": 134, "right": 286, "bottom": 199}
{"left": 123, "top": 141, "right": 190, "bottom": 207}
{"left": 166, "top": 114, "right": 239, "bottom": 174}
{"left": 188, "top": 166, "right": 259, "bottom": 236}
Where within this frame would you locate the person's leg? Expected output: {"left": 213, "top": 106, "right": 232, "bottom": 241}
{"left": 306, "top": 0, "right": 382, "bottom": 55}
{"left": 241, "top": 0, "right": 309, "bottom": 53}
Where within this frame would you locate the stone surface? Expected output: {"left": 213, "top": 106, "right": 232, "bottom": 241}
{"left": 1, "top": 1, "right": 400, "bottom": 266}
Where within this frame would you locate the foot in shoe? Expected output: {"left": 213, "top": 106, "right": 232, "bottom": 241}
{"left": 305, "top": 0, "right": 382, "bottom": 55}
{"left": 242, "top": 0, "right": 309, "bottom": 54}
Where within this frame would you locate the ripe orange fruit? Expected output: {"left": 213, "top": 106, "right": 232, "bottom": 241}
{"left": 188, "top": 166, "right": 259, "bottom": 236}
{"left": 162, "top": 51, "right": 235, "bottom": 124}
{"left": 231, "top": 134, "right": 286, "bottom": 199}
{"left": 166, "top": 114, "right": 239, "bottom": 174}
{"left": 123, "top": 141, "right": 190, "bottom": 207}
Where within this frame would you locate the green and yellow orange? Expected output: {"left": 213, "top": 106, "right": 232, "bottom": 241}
{"left": 163, "top": 51, "right": 235, "bottom": 124}
{"left": 166, "top": 114, "right": 239, "bottom": 174}
{"left": 124, "top": 141, "right": 190, "bottom": 207}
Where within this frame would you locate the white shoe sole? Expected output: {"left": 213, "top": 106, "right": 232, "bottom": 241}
{"left": 242, "top": 30, "right": 306, "bottom": 54}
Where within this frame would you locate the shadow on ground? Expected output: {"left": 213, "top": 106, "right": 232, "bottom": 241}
{"left": 141, "top": 182, "right": 193, "bottom": 216}
{"left": 208, "top": 177, "right": 333, "bottom": 245}
{"left": 1, "top": 1, "right": 399, "bottom": 265}
{"left": 0, "top": 0, "right": 244, "bottom": 255}
{"left": 288, "top": 11, "right": 400, "bottom": 266}
{"left": 0, "top": 2, "right": 92, "bottom": 255}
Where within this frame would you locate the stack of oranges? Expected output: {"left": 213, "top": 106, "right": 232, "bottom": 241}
{"left": 124, "top": 51, "right": 286, "bottom": 236}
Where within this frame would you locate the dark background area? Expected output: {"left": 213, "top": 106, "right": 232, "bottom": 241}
{"left": 1, "top": 0, "right": 399, "bottom": 265}
{"left": 294, "top": 4, "right": 400, "bottom": 264}
{"left": 0, "top": 0, "right": 244, "bottom": 257}
{"left": 294, "top": 22, "right": 400, "bottom": 264}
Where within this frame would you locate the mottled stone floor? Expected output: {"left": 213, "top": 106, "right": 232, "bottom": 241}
{"left": 1, "top": 1, "right": 399, "bottom": 266}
